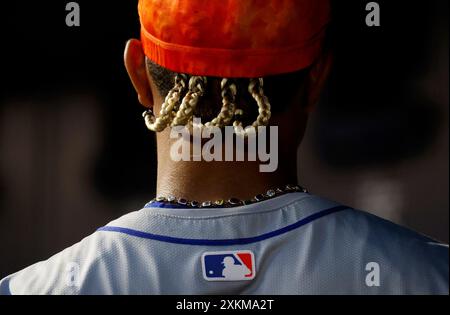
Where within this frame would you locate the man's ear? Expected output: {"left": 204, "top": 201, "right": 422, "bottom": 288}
{"left": 124, "top": 39, "right": 154, "bottom": 108}
{"left": 304, "top": 51, "right": 333, "bottom": 112}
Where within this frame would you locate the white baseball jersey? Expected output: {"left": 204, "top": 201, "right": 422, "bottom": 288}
{"left": 0, "top": 192, "right": 448, "bottom": 294}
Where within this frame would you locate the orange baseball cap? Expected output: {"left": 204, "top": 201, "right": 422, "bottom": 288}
{"left": 138, "top": 0, "right": 330, "bottom": 78}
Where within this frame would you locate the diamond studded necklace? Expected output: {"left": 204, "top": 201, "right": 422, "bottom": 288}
{"left": 149, "top": 184, "right": 308, "bottom": 209}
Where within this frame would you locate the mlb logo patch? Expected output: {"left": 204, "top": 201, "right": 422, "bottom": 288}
{"left": 201, "top": 250, "right": 256, "bottom": 281}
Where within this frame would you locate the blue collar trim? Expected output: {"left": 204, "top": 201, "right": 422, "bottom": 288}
{"left": 97, "top": 205, "right": 349, "bottom": 246}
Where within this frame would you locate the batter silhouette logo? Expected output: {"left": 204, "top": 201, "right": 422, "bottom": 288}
{"left": 202, "top": 250, "right": 256, "bottom": 281}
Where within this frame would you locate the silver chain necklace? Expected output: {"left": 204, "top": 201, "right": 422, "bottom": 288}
{"left": 149, "top": 184, "right": 308, "bottom": 209}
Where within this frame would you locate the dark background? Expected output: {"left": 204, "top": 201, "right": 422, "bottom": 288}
{"left": 0, "top": 0, "right": 448, "bottom": 278}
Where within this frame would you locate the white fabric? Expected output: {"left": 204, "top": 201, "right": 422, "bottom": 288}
{"left": 0, "top": 192, "right": 448, "bottom": 295}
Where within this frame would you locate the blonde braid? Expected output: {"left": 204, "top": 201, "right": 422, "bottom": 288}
{"left": 171, "top": 76, "right": 207, "bottom": 127}
{"left": 143, "top": 74, "right": 187, "bottom": 132}
{"left": 248, "top": 78, "right": 271, "bottom": 128}
{"left": 232, "top": 78, "right": 271, "bottom": 137}
{"left": 204, "top": 78, "right": 237, "bottom": 128}
{"left": 143, "top": 76, "right": 272, "bottom": 137}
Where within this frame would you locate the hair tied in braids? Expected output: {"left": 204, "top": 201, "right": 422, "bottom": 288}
{"left": 143, "top": 73, "right": 188, "bottom": 132}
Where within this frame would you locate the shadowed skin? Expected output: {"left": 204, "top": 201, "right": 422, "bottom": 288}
{"left": 124, "top": 39, "right": 332, "bottom": 202}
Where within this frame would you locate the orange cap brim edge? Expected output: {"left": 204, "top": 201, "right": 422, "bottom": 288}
{"left": 140, "top": 24, "right": 328, "bottom": 78}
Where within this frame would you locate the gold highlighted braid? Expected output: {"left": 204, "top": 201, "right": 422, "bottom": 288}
{"left": 143, "top": 75, "right": 272, "bottom": 135}
{"left": 143, "top": 74, "right": 188, "bottom": 132}
{"left": 248, "top": 78, "right": 271, "bottom": 127}
{"left": 204, "top": 79, "right": 237, "bottom": 128}
{"left": 171, "top": 76, "right": 207, "bottom": 127}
